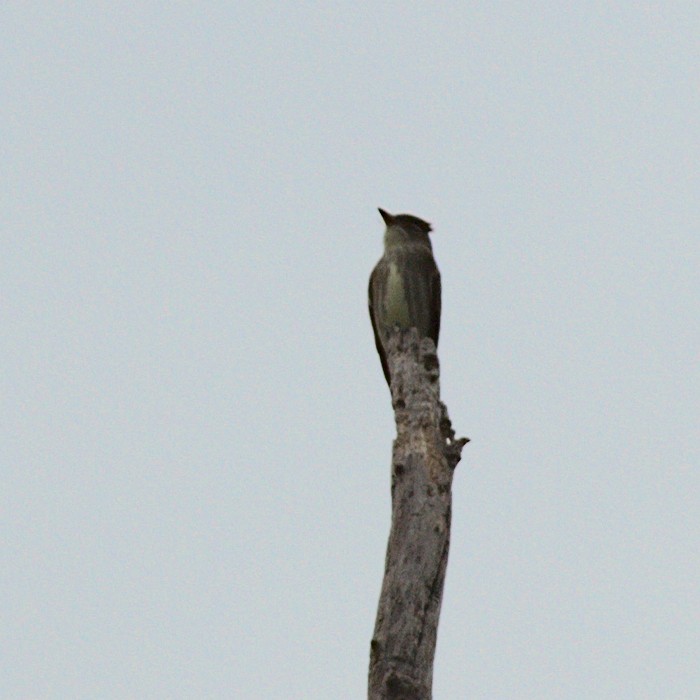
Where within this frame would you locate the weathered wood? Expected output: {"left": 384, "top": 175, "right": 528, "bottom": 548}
{"left": 368, "top": 329, "right": 468, "bottom": 700}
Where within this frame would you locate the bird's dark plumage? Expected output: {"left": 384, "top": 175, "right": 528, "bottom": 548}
{"left": 369, "top": 209, "right": 441, "bottom": 386}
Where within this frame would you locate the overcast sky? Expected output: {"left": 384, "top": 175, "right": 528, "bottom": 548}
{"left": 3, "top": 3, "right": 699, "bottom": 698}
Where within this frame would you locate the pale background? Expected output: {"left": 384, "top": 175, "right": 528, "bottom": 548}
{"left": 3, "top": 3, "right": 698, "bottom": 698}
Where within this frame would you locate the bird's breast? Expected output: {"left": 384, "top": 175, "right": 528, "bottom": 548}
{"left": 385, "top": 262, "right": 411, "bottom": 328}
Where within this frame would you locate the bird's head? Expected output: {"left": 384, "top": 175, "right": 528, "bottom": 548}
{"left": 378, "top": 208, "right": 433, "bottom": 250}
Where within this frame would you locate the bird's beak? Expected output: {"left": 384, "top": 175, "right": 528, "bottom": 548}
{"left": 378, "top": 208, "right": 394, "bottom": 226}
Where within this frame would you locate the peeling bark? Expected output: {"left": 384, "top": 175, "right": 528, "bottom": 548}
{"left": 368, "top": 329, "right": 468, "bottom": 700}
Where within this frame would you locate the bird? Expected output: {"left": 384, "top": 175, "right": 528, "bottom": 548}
{"left": 368, "top": 208, "right": 441, "bottom": 386}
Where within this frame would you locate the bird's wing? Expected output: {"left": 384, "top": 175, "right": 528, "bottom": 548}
{"left": 368, "top": 260, "right": 391, "bottom": 385}
{"left": 403, "top": 247, "right": 441, "bottom": 348}
{"left": 430, "top": 261, "right": 441, "bottom": 348}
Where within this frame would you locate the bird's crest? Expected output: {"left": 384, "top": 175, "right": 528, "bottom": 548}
{"left": 378, "top": 208, "right": 432, "bottom": 234}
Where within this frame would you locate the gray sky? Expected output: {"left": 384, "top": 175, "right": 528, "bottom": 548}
{"left": 3, "top": 3, "right": 699, "bottom": 698}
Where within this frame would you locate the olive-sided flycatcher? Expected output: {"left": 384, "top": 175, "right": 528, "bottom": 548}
{"left": 368, "top": 208, "right": 441, "bottom": 386}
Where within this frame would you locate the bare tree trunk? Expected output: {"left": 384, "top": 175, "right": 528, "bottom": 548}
{"left": 368, "top": 329, "right": 468, "bottom": 700}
